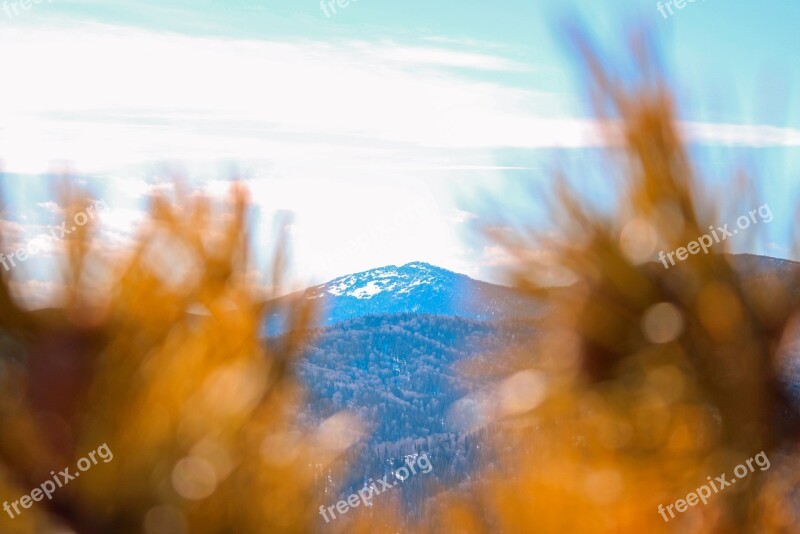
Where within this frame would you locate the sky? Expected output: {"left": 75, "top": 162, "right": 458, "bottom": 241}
{"left": 0, "top": 0, "right": 799, "bottom": 304}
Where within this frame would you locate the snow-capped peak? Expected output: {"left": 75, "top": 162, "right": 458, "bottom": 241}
{"left": 310, "top": 263, "right": 453, "bottom": 300}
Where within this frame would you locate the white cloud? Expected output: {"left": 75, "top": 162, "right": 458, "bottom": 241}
{"left": 36, "top": 201, "right": 63, "bottom": 215}
{"left": 681, "top": 122, "right": 800, "bottom": 147}
{"left": 1, "top": 24, "right": 795, "bottom": 176}
{"left": 356, "top": 43, "right": 532, "bottom": 72}
{"left": 0, "top": 25, "right": 570, "bottom": 173}
{"left": 449, "top": 209, "right": 479, "bottom": 224}
{"left": 3, "top": 24, "right": 798, "bottom": 287}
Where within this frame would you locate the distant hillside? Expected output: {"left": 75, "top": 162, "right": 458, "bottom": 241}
{"left": 294, "top": 313, "right": 539, "bottom": 519}
{"left": 280, "top": 253, "right": 800, "bottom": 525}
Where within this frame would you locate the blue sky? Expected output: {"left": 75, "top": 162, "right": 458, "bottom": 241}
{"left": 0, "top": 0, "right": 798, "bottom": 305}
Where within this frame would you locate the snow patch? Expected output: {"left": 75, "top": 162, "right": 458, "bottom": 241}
{"left": 317, "top": 263, "right": 450, "bottom": 299}
{"left": 351, "top": 281, "right": 383, "bottom": 299}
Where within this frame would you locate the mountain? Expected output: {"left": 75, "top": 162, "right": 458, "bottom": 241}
{"left": 261, "top": 262, "right": 544, "bottom": 518}
{"left": 265, "top": 254, "right": 800, "bottom": 336}
{"left": 295, "top": 313, "right": 539, "bottom": 522}
{"left": 264, "top": 262, "right": 541, "bottom": 335}
{"left": 272, "top": 254, "right": 800, "bottom": 527}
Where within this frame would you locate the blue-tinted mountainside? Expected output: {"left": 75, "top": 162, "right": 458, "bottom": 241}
{"left": 265, "top": 254, "right": 800, "bottom": 530}
{"left": 264, "top": 262, "right": 541, "bottom": 335}
{"left": 294, "top": 313, "right": 539, "bottom": 527}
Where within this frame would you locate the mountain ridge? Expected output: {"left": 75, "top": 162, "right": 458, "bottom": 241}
{"left": 264, "top": 261, "right": 542, "bottom": 335}
{"left": 264, "top": 254, "right": 800, "bottom": 336}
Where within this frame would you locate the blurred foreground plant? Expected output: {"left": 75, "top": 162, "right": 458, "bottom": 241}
{"left": 427, "top": 35, "right": 800, "bottom": 534}
{"left": 0, "top": 184, "right": 355, "bottom": 533}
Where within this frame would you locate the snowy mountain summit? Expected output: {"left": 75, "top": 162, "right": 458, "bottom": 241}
{"left": 264, "top": 262, "right": 541, "bottom": 335}
{"left": 308, "top": 262, "right": 452, "bottom": 300}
